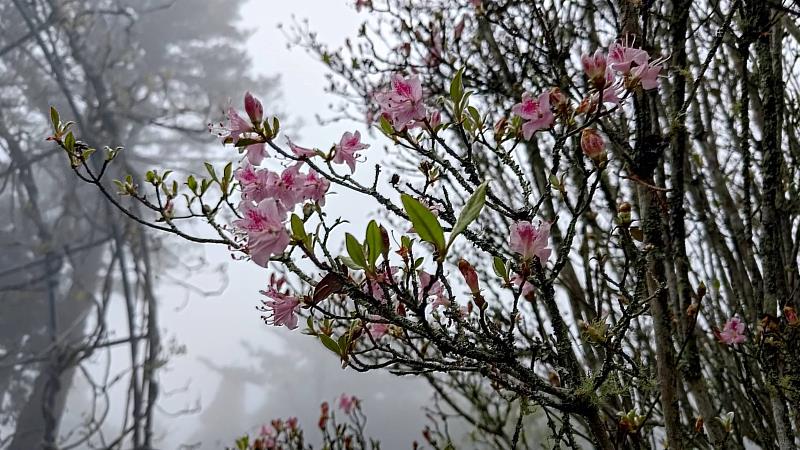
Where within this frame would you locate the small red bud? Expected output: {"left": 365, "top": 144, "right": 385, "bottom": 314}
{"left": 457, "top": 259, "right": 480, "bottom": 294}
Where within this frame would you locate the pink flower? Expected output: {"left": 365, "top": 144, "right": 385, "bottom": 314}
{"left": 225, "top": 107, "right": 252, "bottom": 144}
{"left": 286, "top": 417, "right": 298, "bottom": 431}
{"left": 374, "top": 74, "right": 427, "bottom": 130}
{"left": 264, "top": 164, "right": 306, "bottom": 209}
{"left": 418, "top": 271, "right": 449, "bottom": 309}
{"left": 510, "top": 221, "right": 552, "bottom": 263}
{"left": 581, "top": 50, "right": 608, "bottom": 87}
{"left": 286, "top": 137, "right": 317, "bottom": 158}
{"left": 338, "top": 394, "right": 359, "bottom": 414}
{"left": 716, "top": 317, "right": 746, "bottom": 345}
{"left": 367, "top": 316, "right": 390, "bottom": 340}
{"left": 354, "top": 0, "right": 371, "bottom": 11}
{"left": 244, "top": 91, "right": 264, "bottom": 124}
{"left": 234, "top": 200, "right": 290, "bottom": 267}
{"left": 510, "top": 273, "right": 535, "bottom": 300}
{"left": 235, "top": 162, "right": 270, "bottom": 202}
{"left": 607, "top": 40, "right": 649, "bottom": 75}
{"left": 260, "top": 288, "right": 301, "bottom": 329}
{"left": 630, "top": 62, "right": 662, "bottom": 91}
{"left": 512, "top": 92, "right": 555, "bottom": 140}
{"left": 302, "top": 170, "right": 330, "bottom": 205}
{"left": 244, "top": 142, "right": 267, "bottom": 166}
{"left": 334, "top": 131, "right": 370, "bottom": 172}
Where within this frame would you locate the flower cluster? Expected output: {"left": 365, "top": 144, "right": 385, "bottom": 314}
{"left": 512, "top": 39, "right": 665, "bottom": 142}
{"left": 220, "top": 93, "right": 372, "bottom": 268}
{"left": 374, "top": 74, "right": 438, "bottom": 131}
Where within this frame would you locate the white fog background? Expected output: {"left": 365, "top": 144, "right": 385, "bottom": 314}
{"left": 59, "top": 1, "right": 433, "bottom": 448}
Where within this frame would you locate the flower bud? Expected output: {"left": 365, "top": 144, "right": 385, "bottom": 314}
{"left": 617, "top": 202, "right": 632, "bottom": 225}
{"left": 784, "top": 306, "right": 799, "bottom": 326}
{"left": 244, "top": 91, "right": 264, "bottom": 124}
{"left": 581, "top": 128, "right": 606, "bottom": 162}
{"left": 458, "top": 259, "right": 480, "bottom": 294}
{"left": 694, "top": 417, "right": 704, "bottom": 434}
{"left": 548, "top": 87, "right": 570, "bottom": 115}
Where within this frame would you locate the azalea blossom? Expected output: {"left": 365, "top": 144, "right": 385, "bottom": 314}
{"left": 235, "top": 162, "right": 270, "bottom": 202}
{"left": 418, "top": 271, "right": 448, "bottom": 308}
{"left": 263, "top": 164, "right": 306, "bottom": 209}
{"left": 374, "top": 74, "right": 427, "bottom": 130}
{"left": 367, "top": 316, "right": 390, "bottom": 340}
{"left": 333, "top": 131, "right": 370, "bottom": 173}
{"left": 717, "top": 316, "right": 746, "bottom": 345}
{"left": 260, "top": 288, "right": 301, "bottom": 329}
{"left": 338, "top": 394, "right": 359, "bottom": 414}
{"left": 302, "top": 169, "right": 330, "bottom": 205}
{"left": 233, "top": 200, "right": 290, "bottom": 267}
{"left": 510, "top": 220, "right": 552, "bottom": 263}
{"left": 286, "top": 137, "right": 317, "bottom": 158}
{"left": 607, "top": 40, "right": 649, "bottom": 74}
{"left": 225, "top": 106, "right": 252, "bottom": 144}
{"left": 630, "top": 61, "right": 662, "bottom": 91}
{"left": 581, "top": 50, "right": 609, "bottom": 88}
{"left": 511, "top": 92, "right": 555, "bottom": 140}
{"left": 510, "top": 273, "right": 535, "bottom": 300}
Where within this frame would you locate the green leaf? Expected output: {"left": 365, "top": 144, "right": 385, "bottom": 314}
{"left": 272, "top": 117, "right": 280, "bottom": 137}
{"left": 50, "top": 107, "right": 60, "bottom": 132}
{"left": 345, "top": 233, "right": 367, "bottom": 269}
{"left": 450, "top": 68, "right": 464, "bottom": 104}
{"left": 447, "top": 181, "right": 488, "bottom": 249}
{"left": 492, "top": 256, "right": 507, "bottom": 280}
{"left": 186, "top": 175, "right": 197, "bottom": 192}
{"left": 204, "top": 162, "right": 218, "bottom": 182}
{"left": 339, "top": 256, "right": 363, "bottom": 270}
{"left": 290, "top": 214, "right": 307, "bottom": 241}
{"left": 379, "top": 115, "right": 394, "bottom": 136}
{"left": 319, "top": 334, "right": 341, "bottom": 356}
{"left": 64, "top": 132, "right": 75, "bottom": 152}
{"left": 223, "top": 162, "right": 233, "bottom": 182}
{"left": 365, "top": 220, "right": 383, "bottom": 268}
{"left": 400, "top": 194, "right": 445, "bottom": 254}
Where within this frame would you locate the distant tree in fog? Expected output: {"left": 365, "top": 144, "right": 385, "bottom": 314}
{"left": 0, "top": 0, "right": 276, "bottom": 448}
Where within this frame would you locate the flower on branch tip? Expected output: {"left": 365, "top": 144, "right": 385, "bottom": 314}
{"left": 260, "top": 288, "right": 301, "bottom": 330}
{"left": 374, "top": 74, "right": 427, "bottom": 130}
{"left": 338, "top": 394, "right": 359, "bottom": 414}
{"left": 715, "top": 316, "right": 746, "bottom": 345}
{"left": 235, "top": 162, "right": 270, "bottom": 203}
{"left": 509, "top": 220, "right": 551, "bottom": 263}
{"left": 334, "top": 130, "right": 370, "bottom": 173}
{"left": 244, "top": 91, "right": 264, "bottom": 124}
{"left": 512, "top": 92, "right": 555, "bottom": 140}
{"left": 581, "top": 50, "right": 609, "bottom": 88}
{"left": 286, "top": 137, "right": 318, "bottom": 158}
{"left": 225, "top": 106, "right": 252, "bottom": 144}
{"left": 629, "top": 61, "right": 663, "bottom": 91}
{"left": 608, "top": 39, "right": 649, "bottom": 75}
{"left": 234, "top": 199, "right": 290, "bottom": 267}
